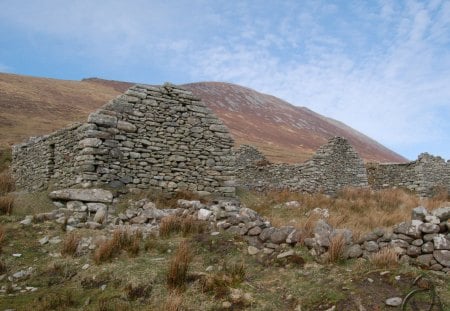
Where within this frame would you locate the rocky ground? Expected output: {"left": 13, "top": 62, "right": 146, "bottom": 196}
{"left": 0, "top": 187, "right": 449, "bottom": 310}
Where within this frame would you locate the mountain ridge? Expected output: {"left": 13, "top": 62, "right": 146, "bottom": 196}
{"left": 0, "top": 72, "right": 406, "bottom": 163}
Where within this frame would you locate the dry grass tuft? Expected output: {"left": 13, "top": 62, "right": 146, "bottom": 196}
{"left": 327, "top": 234, "right": 346, "bottom": 263}
{"left": 93, "top": 228, "right": 143, "bottom": 264}
{"left": 93, "top": 238, "right": 118, "bottom": 265}
{"left": 0, "top": 170, "right": 14, "bottom": 195}
{"left": 167, "top": 241, "right": 192, "bottom": 289}
{"left": 240, "top": 187, "right": 449, "bottom": 237}
{"left": 369, "top": 247, "right": 399, "bottom": 269}
{"left": 161, "top": 291, "right": 183, "bottom": 311}
{"left": 160, "top": 215, "right": 207, "bottom": 238}
{"left": 0, "top": 194, "right": 14, "bottom": 215}
{"left": 61, "top": 232, "right": 81, "bottom": 257}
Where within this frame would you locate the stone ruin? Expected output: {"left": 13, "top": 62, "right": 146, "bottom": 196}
{"left": 10, "top": 81, "right": 449, "bottom": 199}
{"left": 367, "top": 153, "right": 450, "bottom": 197}
{"left": 11, "top": 83, "right": 236, "bottom": 197}
{"left": 235, "top": 137, "right": 368, "bottom": 195}
{"left": 236, "top": 139, "right": 450, "bottom": 197}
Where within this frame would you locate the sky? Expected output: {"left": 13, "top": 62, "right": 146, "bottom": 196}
{"left": 0, "top": 0, "right": 449, "bottom": 160}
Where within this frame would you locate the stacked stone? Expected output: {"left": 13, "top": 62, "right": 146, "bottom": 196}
{"left": 303, "top": 206, "right": 450, "bottom": 272}
{"left": 12, "top": 83, "right": 236, "bottom": 197}
{"left": 367, "top": 153, "right": 450, "bottom": 197}
{"left": 235, "top": 137, "right": 368, "bottom": 195}
{"left": 12, "top": 123, "right": 84, "bottom": 191}
{"left": 234, "top": 145, "right": 269, "bottom": 169}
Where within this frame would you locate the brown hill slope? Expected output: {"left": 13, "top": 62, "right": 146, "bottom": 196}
{"left": 0, "top": 73, "right": 406, "bottom": 163}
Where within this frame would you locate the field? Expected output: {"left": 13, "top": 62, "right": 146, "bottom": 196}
{"left": 0, "top": 175, "right": 449, "bottom": 310}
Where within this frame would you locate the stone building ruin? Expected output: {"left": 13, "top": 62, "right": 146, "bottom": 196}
{"left": 235, "top": 137, "right": 369, "bottom": 195}
{"left": 367, "top": 153, "right": 450, "bottom": 197}
{"left": 12, "top": 84, "right": 236, "bottom": 197}
{"left": 11, "top": 82, "right": 449, "bottom": 198}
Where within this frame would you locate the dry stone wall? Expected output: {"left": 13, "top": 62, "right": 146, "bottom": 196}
{"left": 12, "top": 84, "right": 236, "bottom": 197}
{"left": 12, "top": 123, "right": 84, "bottom": 191}
{"left": 236, "top": 137, "right": 368, "bottom": 195}
{"left": 367, "top": 153, "right": 450, "bottom": 197}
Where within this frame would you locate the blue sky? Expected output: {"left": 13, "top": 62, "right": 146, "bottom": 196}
{"left": 0, "top": 0, "right": 449, "bottom": 160}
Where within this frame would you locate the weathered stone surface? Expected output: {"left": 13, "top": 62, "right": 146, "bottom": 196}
{"left": 433, "top": 250, "right": 450, "bottom": 267}
{"left": 406, "top": 245, "right": 421, "bottom": 257}
{"left": 421, "top": 241, "right": 434, "bottom": 253}
{"left": 93, "top": 206, "right": 107, "bottom": 224}
{"left": 117, "top": 120, "right": 137, "bottom": 132}
{"left": 432, "top": 207, "right": 450, "bottom": 221}
{"left": 416, "top": 254, "right": 434, "bottom": 267}
{"left": 79, "top": 138, "right": 102, "bottom": 148}
{"left": 247, "top": 226, "right": 262, "bottom": 236}
{"left": 88, "top": 112, "right": 117, "bottom": 127}
{"left": 344, "top": 244, "right": 363, "bottom": 259}
{"left": 433, "top": 234, "right": 450, "bottom": 250}
{"left": 270, "top": 229, "right": 288, "bottom": 244}
{"left": 364, "top": 241, "right": 379, "bottom": 252}
{"left": 411, "top": 206, "right": 428, "bottom": 221}
{"left": 248, "top": 246, "right": 259, "bottom": 255}
{"left": 198, "top": 208, "right": 212, "bottom": 221}
{"left": 385, "top": 297, "right": 402, "bottom": 307}
{"left": 419, "top": 223, "right": 440, "bottom": 234}
{"left": 49, "top": 189, "right": 113, "bottom": 203}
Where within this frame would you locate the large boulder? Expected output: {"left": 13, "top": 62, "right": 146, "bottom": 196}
{"left": 49, "top": 189, "right": 113, "bottom": 203}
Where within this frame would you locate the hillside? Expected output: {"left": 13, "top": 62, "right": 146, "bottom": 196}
{"left": 0, "top": 73, "right": 406, "bottom": 163}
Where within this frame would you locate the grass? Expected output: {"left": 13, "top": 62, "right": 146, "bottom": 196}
{"left": 0, "top": 147, "right": 12, "bottom": 173}
{"left": 369, "top": 247, "right": 399, "bottom": 269}
{"left": 0, "top": 194, "right": 14, "bottom": 215}
{"left": 326, "top": 234, "right": 346, "bottom": 263}
{"left": 0, "top": 226, "right": 5, "bottom": 253}
{"left": 167, "top": 240, "right": 192, "bottom": 290}
{"left": 61, "top": 232, "right": 81, "bottom": 257}
{"left": 161, "top": 291, "right": 183, "bottom": 311}
{"left": 93, "top": 228, "right": 144, "bottom": 264}
{"left": 0, "top": 170, "right": 14, "bottom": 195}
{"left": 240, "top": 187, "right": 449, "bottom": 237}
{"left": 159, "top": 215, "right": 207, "bottom": 238}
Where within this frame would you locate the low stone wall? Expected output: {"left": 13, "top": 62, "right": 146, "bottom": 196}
{"left": 235, "top": 137, "right": 368, "bottom": 195}
{"left": 12, "top": 84, "right": 236, "bottom": 197}
{"left": 12, "top": 123, "right": 84, "bottom": 191}
{"left": 367, "top": 153, "right": 450, "bottom": 197}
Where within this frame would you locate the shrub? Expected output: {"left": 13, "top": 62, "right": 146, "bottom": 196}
{"left": 369, "top": 247, "right": 399, "bottom": 269}
{"left": 167, "top": 241, "right": 192, "bottom": 289}
{"left": 61, "top": 233, "right": 81, "bottom": 257}
{"left": 0, "top": 194, "right": 14, "bottom": 215}
{"left": 0, "top": 171, "right": 14, "bottom": 195}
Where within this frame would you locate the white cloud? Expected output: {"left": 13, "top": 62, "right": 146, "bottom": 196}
{"left": 0, "top": 0, "right": 449, "bottom": 158}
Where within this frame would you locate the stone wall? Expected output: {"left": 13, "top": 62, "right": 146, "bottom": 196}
{"left": 12, "top": 123, "right": 84, "bottom": 191}
{"left": 12, "top": 83, "right": 236, "bottom": 197}
{"left": 367, "top": 153, "right": 450, "bottom": 197}
{"left": 236, "top": 137, "right": 368, "bottom": 195}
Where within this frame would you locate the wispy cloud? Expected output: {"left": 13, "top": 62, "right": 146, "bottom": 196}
{"left": 0, "top": 0, "right": 449, "bottom": 159}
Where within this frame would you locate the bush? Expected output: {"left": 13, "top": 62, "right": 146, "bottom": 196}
{"left": 167, "top": 241, "right": 192, "bottom": 289}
